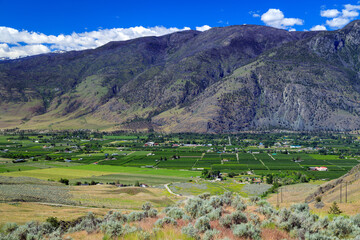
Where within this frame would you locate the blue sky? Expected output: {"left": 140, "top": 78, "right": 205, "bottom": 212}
{"left": 1, "top": 0, "right": 360, "bottom": 59}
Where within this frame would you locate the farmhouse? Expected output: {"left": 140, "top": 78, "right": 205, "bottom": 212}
{"left": 309, "top": 166, "right": 328, "bottom": 171}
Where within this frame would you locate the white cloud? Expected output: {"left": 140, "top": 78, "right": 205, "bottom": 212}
{"left": 342, "top": 9, "right": 359, "bottom": 18}
{"left": 310, "top": 25, "right": 327, "bottom": 31}
{"left": 253, "top": 14, "right": 260, "bottom": 18}
{"left": 0, "top": 25, "right": 200, "bottom": 59}
{"left": 196, "top": 25, "right": 211, "bottom": 31}
{"left": 320, "top": 9, "right": 341, "bottom": 18}
{"left": 321, "top": 4, "right": 360, "bottom": 29}
{"left": 326, "top": 17, "right": 351, "bottom": 28}
{"left": 0, "top": 43, "right": 50, "bottom": 59}
{"left": 260, "top": 9, "right": 304, "bottom": 30}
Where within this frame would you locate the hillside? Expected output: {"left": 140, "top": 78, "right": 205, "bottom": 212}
{"left": 1, "top": 21, "right": 360, "bottom": 132}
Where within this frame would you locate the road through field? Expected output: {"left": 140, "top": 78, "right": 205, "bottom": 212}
{"left": 164, "top": 183, "right": 182, "bottom": 197}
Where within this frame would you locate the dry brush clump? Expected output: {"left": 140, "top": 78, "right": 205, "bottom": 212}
{"left": 2, "top": 193, "right": 360, "bottom": 239}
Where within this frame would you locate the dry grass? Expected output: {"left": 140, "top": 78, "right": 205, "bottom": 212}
{"left": 0, "top": 202, "right": 110, "bottom": 225}
{"left": 64, "top": 231, "right": 104, "bottom": 240}
{"left": 267, "top": 183, "right": 320, "bottom": 208}
{"left": 261, "top": 228, "right": 294, "bottom": 240}
{"left": 70, "top": 185, "right": 180, "bottom": 209}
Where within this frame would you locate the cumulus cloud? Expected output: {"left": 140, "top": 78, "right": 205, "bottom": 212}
{"left": 321, "top": 4, "right": 360, "bottom": 29}
{"left": 260, "top": 9, "right": 304, "bottom": 30}
{"left": 195, "top": 25, "right": 211, "bottom": 31}
{"left": 0, "top": 25, "right": 203, "bottom": 59}
{"left": 320, "top": 9, "right": 341, "bottom": 18}
{"left": 310, "top": 25, "right": 327, "bottom": 31}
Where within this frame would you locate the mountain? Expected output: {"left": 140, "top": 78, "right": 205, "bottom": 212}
{"left": 1, "top": 21, "right": 360, "bottom": 133}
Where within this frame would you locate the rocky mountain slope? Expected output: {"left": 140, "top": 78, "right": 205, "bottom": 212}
{"left": 1, "top": 21, "right": 360, "bottom": 132}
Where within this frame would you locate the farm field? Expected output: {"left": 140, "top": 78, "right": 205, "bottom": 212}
{"left": 1, "top": 132, "right": 360, "bottom": 185}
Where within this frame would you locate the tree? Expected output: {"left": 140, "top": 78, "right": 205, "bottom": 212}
{"left": 266, "top": 174, "right": 273, "bottom": 184}
{"left": 328, "top": 202, "right": 342, "bottom": 215}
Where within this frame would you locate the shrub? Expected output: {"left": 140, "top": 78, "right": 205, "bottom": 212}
{"left": 328, "top": 216, "right": 354, "bottom": 237}
{"left": 155, "top": 217, "right": 177, "bottom": 228}
{"left": 249, "top": 213, "right": 260, "bottom": 225}
{"left": 142, "top": 202, "right": 152, "bottom": 211}
{"left": 351, "top": 214, "right": 360, "bottom": 228}
{"left": 221, "top": 192, "right": 232, "bottom": 205}
{"left": 181, "top": 223, "right": 199, "bottom": 240}
{"left": 198, "top": 192, "right": 211, "bottom": 200}
{"left": 46, "top": 217, "right": 60, "bottom": 229}
{"left": 166, "top": 207, "right": 185, "bottom": 219}
{"left": 70, "top": 212, "right": 101, "bottom": 233}
{"left": 203, "top": 229, "right": 220, "bottom": 240}
{"left": 304, "top": 231, "right": 333, "bottom": 240}
{"left": 148, "top": 209, "right": 158, "bottom": 218}
{"left": 207, "top": 208, "right": 222, "bottom": 221}
{"left": 290, "top": 203, "right": 309, "bottom": 213}
{"left": 2, "top": 222, "right": 18, "bottom": 234}
{"left": 220, "top": 214, "right": 233, "bottom": 228}
{"left": 8, "top": 221, "right": 43, "bottom": 240}
{"left": 127, "top": 212, "right": 145, "bottom": 222}
{"left": 231, "top": 211, "right": 248, "bottom": 224}
{"left": 194, "top": 216, "right": 211, "bottom": 233}
{"left": 100, "top": 220, "right": 124, "bottom": 237}
{"left": 48, "top": 229, "right": 62, "bottom": 240}
{"left": 208, "top": 196, "right": 223, "bottom": 209}
{"left": 249, "top": 196, "right": 260, "bottom": 203}
{"left": 59, "top": 178, "right": 69, "bottom": 185}
{"left": 232, "top": 223, "right": 261, "bottom": 240}
{"left": 103, "top": 211, "right": 127, "bottom": 224}
{"left": 185, "top": 198, "right": 203, "bottom": 218}
{"left": 232, "top": 196, "right": 247, "bottom": 211}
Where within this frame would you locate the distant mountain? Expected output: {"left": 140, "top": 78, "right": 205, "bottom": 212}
{"left": 1, "top": 21, "right": 360, "bottom": 133}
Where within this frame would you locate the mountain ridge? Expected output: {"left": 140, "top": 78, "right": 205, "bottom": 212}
{"left": 1, "top": 21, "right": 360, "bottom": 132}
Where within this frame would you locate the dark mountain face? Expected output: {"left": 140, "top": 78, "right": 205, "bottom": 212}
{"left": 0, "top": 21, "right": 360, "bottom": 132}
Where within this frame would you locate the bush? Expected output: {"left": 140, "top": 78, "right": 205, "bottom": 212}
{"left": 127, "top": 212, "right": 145, "bottom": 222}
{"left": 70, "top": 212, "right": 101, "bottom": 233}
{"left": 194, "top": 216, "right": 211, "bottom": 233}
{"left": 8, "top": 221, "right": 43, "bottom": 240}
{"left": 198, "top": 192, "right": 211, "bottom": 200}
{"left": 100, "top": 220, "right": 124, "bottom": 237}
{"left": 181, "top": 223, "right": 199, "bottom": 240}
{"left": 142, "top": 202, "right": 152, "bottom": 211}
{"left": 185, "top": 198, "right": 203, "bottom": 218}
{"left": 249, "top": 196, "right": 260, "bottom": 203}
{"left": 148, "top": 209, "right": 158, "bottom": 218}
{"left": 232, "top": 196, "right": 247, "bottom": 211}
{"left": 231, "top": 211, "right": 248, "bottom": 224}
{"left": 328, "top": 216, "right": 354, "bottom": 237}
{"left": 103, "top": 211, "right": 127, "bottom": 224}
{"left": 304, "top": 231, "right": 333, "bottom": 240}
{"left": 203, "top": 229, "right": 220, "bottom": 240}
{"left": 155, "top": 217, "right": 177, "bottom": 228}
{"left": 2, "top": 222, "right": 18, "bottom": 234}
{"left": 290, "top": 203, "right": 309, "bottom": 213}
{"left": 208, "top": 196, "right": 223, "bottom": 209}
{"left": 46, "top": 217, "right": 60, "bottom": 229}
{"left": 351, "top": 214, "right": 360, "bottom": 227}
{"left": 232, "top": 223, "right": 261, "bottom": 240}
{"left": 221, "top": 192, "right": 232, "bottom": 205}
{"left": 207, "top": 208, "right": 222, "bottom": 221}
{"left": 220, "top": 214, "right": 233, "bottom": 228}
{"left": 166, "top": 207, "right": 185, "bottom": 219}
{"left": 59, "top": 178, "right": 69, "bottom": 185}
